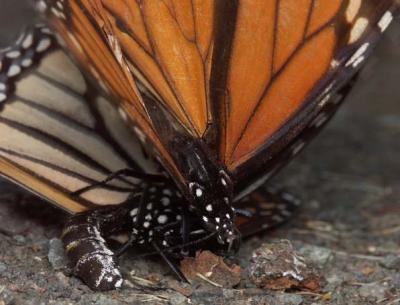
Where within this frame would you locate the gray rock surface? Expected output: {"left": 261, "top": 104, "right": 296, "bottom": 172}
{"left": 0, "top": 1, "right": 400, "bottom": 304}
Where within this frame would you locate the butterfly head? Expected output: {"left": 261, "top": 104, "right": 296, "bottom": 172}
{"left": 188, "top": 169, "right": 238, "bottom": 246}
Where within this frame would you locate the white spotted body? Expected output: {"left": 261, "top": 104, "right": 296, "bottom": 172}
{"left": 128, "top": 183, "right": 186, "bottom": 248}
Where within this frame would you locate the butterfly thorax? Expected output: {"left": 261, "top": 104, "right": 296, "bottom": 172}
{"left": 169, "top": 136, "right": 237, "bottom": 245}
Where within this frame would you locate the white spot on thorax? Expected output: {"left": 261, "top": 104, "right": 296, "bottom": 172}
{"left": 221, "top": 177, "right": 227, "bottom": 186}
{"left": 195, "top": 188, "right": 203, "bottom": 197}
{"left": 157, "top": 215, "right": 168, "bottom": 224}
{"left": 206, "top": 204, "right": 212, "bottom": 212}
{"left": 161, "top": 197, "right": 170, "bottom": 206}
{"left": 163, "top": 189, "right": 172, "bottom": 196}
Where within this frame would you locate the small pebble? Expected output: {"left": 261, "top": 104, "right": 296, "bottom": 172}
{"left": 169, "top": 294, "right": 188, "bottom": 305}
{"left": 298, "top": 245, "right": 332, "bottom": 267}
{"left": 381, "top": 255, "right": 400, "bottom": 270}
{"left": 276, "top": 294, "right": 304, "bottom": 305}
{"left": 358, "top": 283, "right": 387, "bottom": 301}
{"left": 48, "top": 238, "right": 67, "bottom": 270}
{"left": 0, "top": 263, "right": 7, "bottom": 274}
{"left": 248, "top": 240, "right": 322, "bottom": 291}
{"left": 13, "top": 235, "right": 26, "bottom": 245}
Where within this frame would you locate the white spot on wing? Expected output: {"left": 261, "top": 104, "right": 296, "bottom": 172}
{"left": 292, "top": 141, "right": 305, "bottom": 156}
{"left": 36, "top": 0, "right": 47, "bottom": 12}
{"left": 36, "top": 38, "right": 51, "bottom": 52}
{"left": 345, "top": 0, "right": 362, "bottom": 23}
{"left": 6, "top": 51, "right": 21, "bottom": 59}
{"left": 21, "top": 59, "right": 33, "bottom": 68}
{"left": 378, "top": 11, "right": 393, "bottom": 33}
{"left": 22, "top": 33, "right": 33, "bottom": 49}
{"left": 7, "top": 65, "right": 21, "bottom": 77}
{"left": 345, "top": 42, "right": 369, "bottom": 68}
{"left": 0, "top": 93, "right": 7, "bottom": 102}
{"left": 312, "top": 112, "right": 329, "bottom": 128}
{"left": 349, "top": 17, "right": 369, "bottom": 44}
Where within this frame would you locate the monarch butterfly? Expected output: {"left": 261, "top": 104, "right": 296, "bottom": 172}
{"left": 0, "top": 23, "right": 301, "bottom": 290}
{"left": 0, "top": 0, "right": 398, "bottom": 290}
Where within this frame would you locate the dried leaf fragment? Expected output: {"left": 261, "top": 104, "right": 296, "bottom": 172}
{"left": 181, "top": 251, "right": 241, "bottom": 288}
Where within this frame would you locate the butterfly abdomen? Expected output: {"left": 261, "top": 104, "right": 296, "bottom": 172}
{"left": 61, "top": 211, "right": 125, "bottom": 290}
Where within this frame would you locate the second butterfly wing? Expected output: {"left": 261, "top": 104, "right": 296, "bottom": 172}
{"left": 0, "top": 24, "right": 158, "bottom": 213}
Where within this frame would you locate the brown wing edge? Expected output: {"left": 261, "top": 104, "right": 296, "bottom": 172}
{"left": 0, "top": 159, "right": 85, "bottom": 213}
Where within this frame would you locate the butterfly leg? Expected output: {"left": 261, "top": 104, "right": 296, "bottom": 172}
{"left": 71, "top": 168, "right": 166, "bottom": 196}
{"left": 116, "top": 186, "right": 190, "bottom": 282}
{"left": 152, "top": 241, "right": 190, "bottom": 283}
{"left": 61, "top": 204, "right": 131, "bottom": 291}
{"left": 114, "top": 187, "right": 151, "bottom": 257}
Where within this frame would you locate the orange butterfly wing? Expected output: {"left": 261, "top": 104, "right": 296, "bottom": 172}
{"left": 219, "top": 0, "right": 396, "bottom": 169}
{"left": 41, "top": 0, "right": 183, "bottom": 183}
{"left": 39, "top": 0, "right": 398, "bottom": 194}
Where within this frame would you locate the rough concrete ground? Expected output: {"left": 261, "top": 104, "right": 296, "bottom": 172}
{"left": 1, "top": 2, "right": 400, "bottom": 305}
